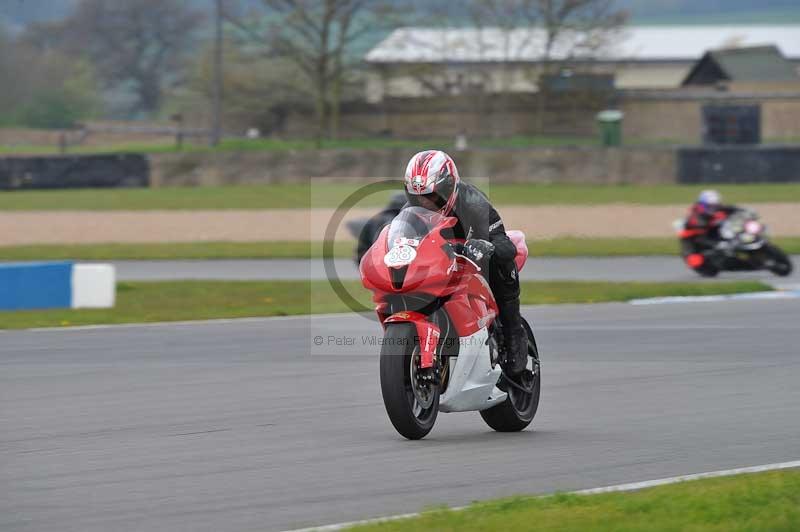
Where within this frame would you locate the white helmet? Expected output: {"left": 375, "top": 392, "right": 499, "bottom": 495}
{"left": 697, "top": 189, "right": 721, "bottom": 208}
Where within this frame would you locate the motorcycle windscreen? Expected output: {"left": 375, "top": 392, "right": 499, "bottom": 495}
{"left": 386, "top": 207, "right": 444, "bottom": 250}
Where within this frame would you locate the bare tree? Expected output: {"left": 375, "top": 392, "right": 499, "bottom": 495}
{"left": 189, "top": 36, "right": 314, "bottom": 136}
{"left": 1, "top": 28, "right": 99, "bottom": 128}
{"left": 48, "top": 0, "right": 204, "bottom": 115}
{"left": 225, "top": 0, "right": 401, "bottom": 142}
{"left": 535, "top": 0, "right": 628, "bottom": 132}
{"left": 400, "top": 0, "right": 625, "bottom": 135}
{"left": 211, "top": 0, "right": 224, "bottom": 146}
{"left": 464, "top": 1, "right": 542, "bottom": 137}
{"left": 470, "top": 0, "right": 540, "bottom": 93}
{"left": 538, "top": 0, "right": 627, "bottom": 59}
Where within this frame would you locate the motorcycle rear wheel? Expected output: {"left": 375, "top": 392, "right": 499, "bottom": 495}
{"left": 380, "top": 323, "right": 439, "bottom": 440}
{"left": 480, "top": 318, "right": 541, "bottom": 432}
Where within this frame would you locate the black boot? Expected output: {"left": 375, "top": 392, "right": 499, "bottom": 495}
{"left": 498, "top": 298, "right": 528, "bottom": 376}
{"left": 504, "top": 325, "right": 528, "bottom": 376}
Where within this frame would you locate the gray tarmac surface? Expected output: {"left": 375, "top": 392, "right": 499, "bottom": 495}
{"left": 106, "top": 256, "right": 800, "bottom": 285}
{"left": 2, "top": 299, "right": 800, "bottom": 531}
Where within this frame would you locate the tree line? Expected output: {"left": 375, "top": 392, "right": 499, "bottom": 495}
{"left": 0, "top": 0, "right": 627, "bottom": 139}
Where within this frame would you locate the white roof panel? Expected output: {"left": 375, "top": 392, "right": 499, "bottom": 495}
{"left": 365, "top": 25, "right": 800, "bottom": 63}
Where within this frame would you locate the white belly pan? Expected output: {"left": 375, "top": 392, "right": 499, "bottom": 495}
{"left": 439, "top": 328, "right": 507, "bottom": 413}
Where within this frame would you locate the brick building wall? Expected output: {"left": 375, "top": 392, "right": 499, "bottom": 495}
{"left": 283, "top": 91, "right": 800, "bottom": 143}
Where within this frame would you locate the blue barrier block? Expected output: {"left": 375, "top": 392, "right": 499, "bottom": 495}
{"left": 0, "top": 262, "right": 74, "bottom": 311}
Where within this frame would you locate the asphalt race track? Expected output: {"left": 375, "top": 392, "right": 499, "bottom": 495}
{"left": 2, "top": 299, "right": 800, "bottom": 531}
{"left": 107, "top": 256, "right": 800, "bottom": 285}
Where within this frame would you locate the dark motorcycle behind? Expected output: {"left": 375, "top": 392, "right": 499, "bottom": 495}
{"left": 676, "top": 209, "right": 793, "bottom": 277}
{"left": 347, "top": 193, "right": 406, "bottom": 265}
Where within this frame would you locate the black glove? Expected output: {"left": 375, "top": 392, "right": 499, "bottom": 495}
{"left": 456, "top": 239, "right": 495, "bottom": 264}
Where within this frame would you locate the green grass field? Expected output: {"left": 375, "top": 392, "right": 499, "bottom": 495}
{"left": 347, "top": 469, "right": 800, "bottom": 532}
{"left": 2, "top": 134, "right": 799, "bottom": 156}
{"left": 0, "top": 279, "right": 771, "bottom": 330}
{"left": 2, "top": 237, "right": 798, "bottom": 261}
{"left": 1, "top": 183, "right": 799, "bottom": 210}
{"left": 0, "top": 241, "right": 350, "bottom": 260}
{"left": 0, "top": 135, "right": 599, "bottom": 156}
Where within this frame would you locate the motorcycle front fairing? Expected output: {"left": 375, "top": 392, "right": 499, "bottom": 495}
{"left": 360, "top": 211, "right": 456, "bottom": 300}
{"left": 719, "top": 212, "right": 767, "bottom": 252}
{"left": 360, "top": 208, "right": 498, "bottom": 333}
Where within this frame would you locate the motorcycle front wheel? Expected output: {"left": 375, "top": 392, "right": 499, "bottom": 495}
{"left": 764, "top": 244, "right": 793, "bottom": 277}
{"left": 480, "top": 318, "right": 541, "bottom": 432}
{"left": 379, "top": 323, "right": 439, "bottom": 440}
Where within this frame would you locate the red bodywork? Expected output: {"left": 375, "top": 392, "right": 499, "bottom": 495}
{"left": 681, "top": 209, "right": 730, "bottom": 240}
{"left": 678, "top": 228, "right": 706, "bottom": 239}
{"left": 680, "top": 209, "right": 732, "bottom": 269}
{"left": 686, "top": 253, "right": 705, "bottom": 268}
{"left": 507, "top": 230, "right": 528, "bottom": 272}
{"left": 360, "top": 215, "right": 528, "bottom": 344}
{"left": 384, "top": 311, "right": 440, "bottom": 368}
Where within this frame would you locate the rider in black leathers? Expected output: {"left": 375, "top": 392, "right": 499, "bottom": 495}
{"left": 684, "top": 190, "right": 741, "bottom": 254}
{"left": 403, "top": 150, "right": 528, "bottom": 376}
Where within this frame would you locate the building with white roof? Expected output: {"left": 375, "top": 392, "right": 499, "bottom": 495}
{"left": 364, "top": 25, "right": 800, "bottom": 101}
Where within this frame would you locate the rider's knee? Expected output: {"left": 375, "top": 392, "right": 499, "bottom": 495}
{"left": 489, "top": 258, "right": 520, "bottom": 301}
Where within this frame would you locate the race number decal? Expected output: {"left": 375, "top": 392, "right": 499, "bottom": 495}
{"left": 384, "top": 245, "right": 417, "bottom": 268}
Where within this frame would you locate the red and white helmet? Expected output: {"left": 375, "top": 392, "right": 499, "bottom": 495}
{"left": 403, "top": 150, "right": 460, "bottom": 215}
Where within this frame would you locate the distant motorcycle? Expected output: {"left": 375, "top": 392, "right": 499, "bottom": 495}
{"left": 360, "top": 206, "right": 540, "bottom": 440}
{"left": 674, "top": 209, "right": 793, "bottom": 277}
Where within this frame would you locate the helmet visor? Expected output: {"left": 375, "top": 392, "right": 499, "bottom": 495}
{"left": 406, "top": 191, "right": 445, "bottom": 211}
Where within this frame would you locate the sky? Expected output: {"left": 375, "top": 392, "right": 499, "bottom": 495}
{"left": 3, "top": 0, "right": 800, "bottom": 31}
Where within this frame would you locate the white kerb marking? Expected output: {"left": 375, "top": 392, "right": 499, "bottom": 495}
{"left": 283, "top": 459, "right": 800, "bottom": 532}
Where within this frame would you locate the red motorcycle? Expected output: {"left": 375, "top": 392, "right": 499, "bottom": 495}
{"left": 360, "top": 206, "right": 541, "bottom": 440}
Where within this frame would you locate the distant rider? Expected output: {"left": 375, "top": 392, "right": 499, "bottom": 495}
{"left": 683, "top": 190, "right": 741, "bottom": 254}
{"left": 402, "top": 150, "right": 528, "bottom": 376}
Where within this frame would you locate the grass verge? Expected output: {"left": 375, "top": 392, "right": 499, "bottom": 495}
{"left": 0, "top": 241, "right": 353, "bottom": 261}
{"left": 2, "top": 135, "right": 798, "bottom": 156}
{"left": 0, "top": 135, "right": 596, "bottom": 156}
{"left": 1, "top": 237, "right": 799, "bottom": 261}
{"left": 346, "top": 469, "right": 800, "bottom": 532}
{"left": 1, "top": 183, "right": 800, "bottom": 210}
{"left": 0, "top": 280, "right": 772, "bottom": 330}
